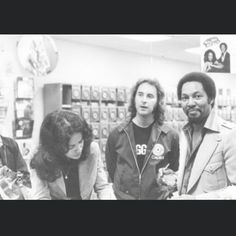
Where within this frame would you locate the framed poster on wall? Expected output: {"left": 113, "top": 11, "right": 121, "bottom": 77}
{"left": 201, "top": 35, "right": 236, "bottom": 74}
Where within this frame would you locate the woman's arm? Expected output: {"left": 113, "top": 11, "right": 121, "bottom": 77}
{"left": 21, "top": 146, "right": 51, "bottom": 200}
{"left": 203, "top": 62, "right": 211, "bottom": 72}
{"left": 27, "top": 168, "right": 51, "bottom": 200}
{"left": 211, "top": 61, "right": 224, "bottom": 69}
{"left": 92, "top": 142, "right": 116, "bottom": 200}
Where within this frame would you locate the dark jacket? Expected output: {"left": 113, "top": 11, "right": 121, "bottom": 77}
{"left": 0, "top": 136, "right": 29, "bottom": 174}
{"left": 105, "top": 120, "right": 179, "bottom": 200}
{"left": 218, "top": 52, "right": 230, "bottom": 73}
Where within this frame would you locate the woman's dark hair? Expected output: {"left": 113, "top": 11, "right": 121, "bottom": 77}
{"left": 177, "top": 72, "right": 216, "bottom": 107}
{"left": 128, "top": 78, "right": 165, "bottom": 125}
{"left": 220, "top": 42, "right": 228, "bottom": 50}
{"left": 204, "top": 49, "right": 216, "bottom": 63}
{"left": 30, "top": 110, "right": 93, "bottom": 182}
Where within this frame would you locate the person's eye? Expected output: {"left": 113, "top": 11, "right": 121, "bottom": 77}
{"left": 181, "top": 97, "right": 188, "bottom": 102}
{"left": 194, "top": 94, "right": 202, "bottom": 100}
{"left": 138, "top": 92, "right": 143, "bottom": 97}
{"left": 147, "top": 94, "right": 154, "bottom": 99}
{"left": 69, "top": 145, "right": 75, "bottom": 150}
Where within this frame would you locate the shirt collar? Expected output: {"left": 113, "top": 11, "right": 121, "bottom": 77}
{"left": 203, "top": 108, "right": 220, "bottom": 132}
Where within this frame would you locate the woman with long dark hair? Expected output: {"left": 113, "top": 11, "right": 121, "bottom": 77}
{"left": 29, "top": 110, "right": 115, "bottom": 200}
{"left": 203, "top": 49, "right": 224, "bottom": 73}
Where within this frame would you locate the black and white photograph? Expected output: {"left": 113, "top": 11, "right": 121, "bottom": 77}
{"left": 201, "top": 35, "right": 236, "bottom": 74}
{"left": 1, "top": 34, "right": 236, "bottom": 201}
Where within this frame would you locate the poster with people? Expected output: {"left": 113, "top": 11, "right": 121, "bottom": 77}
{"left": 201, "top": 35, "right": 236, "bottom": 74}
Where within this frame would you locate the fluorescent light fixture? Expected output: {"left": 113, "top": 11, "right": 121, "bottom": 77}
{"left": 117, "top": 35, "right": 171, "bottom": 42}
{"left": 185, "top": 47, "right": 201, "bottom": 55}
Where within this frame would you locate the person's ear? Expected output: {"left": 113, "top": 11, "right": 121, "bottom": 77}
{"left": 209, "top": 99, "right": 214, "bottom": 106}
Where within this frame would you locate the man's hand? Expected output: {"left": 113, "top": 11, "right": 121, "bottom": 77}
{"left": 157, "top": 167, "right": 177, "bottom": 188}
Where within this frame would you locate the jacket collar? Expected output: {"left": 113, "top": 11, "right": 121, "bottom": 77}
{"left": 117, "top": 118, "right": 170, "bottom": 134}
{"left": 48, "top": 142, "right": 98, "bottom": 200}
{"left": 0, "top": 135, "right": 13, "bottom": 148}
{"left": 0, "top": 136, "right": 3, "bottom": 148}
{"left": 118, "top": 118, "right": 170, "bottom": 174}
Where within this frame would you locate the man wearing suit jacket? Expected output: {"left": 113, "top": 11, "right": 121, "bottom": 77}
{"left": 173, "top": 72, "right": 236, "bottom": 199}
{"left": 217, "top": 42, "right": 230, "bottom": 73}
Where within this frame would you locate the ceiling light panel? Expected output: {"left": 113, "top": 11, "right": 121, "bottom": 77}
{"left": 115, "top": 35, "right": 171, "bottom": 42}
{"left": 185, "top": 47, "right": 201, "bottom": 55}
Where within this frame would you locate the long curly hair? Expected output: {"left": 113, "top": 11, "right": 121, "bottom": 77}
{"left": 128, "top": 78, "right": 165, "bottom": 126}
{"left": 30, "top": 109, "right": 93, "bottom": 182}
{"left": 204, "top": 49, "right": 217, "bottom": 63}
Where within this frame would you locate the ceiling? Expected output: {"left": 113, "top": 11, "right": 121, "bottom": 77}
{"left": 53, "top": 34, "right": 201, "bottom": 64}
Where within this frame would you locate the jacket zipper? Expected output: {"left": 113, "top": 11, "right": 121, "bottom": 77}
{"left": 3, "top": 145, "right": 8, "bottom": 167}
{"left": 140, "top": 145, "right": 155, "bottom": 176}
{"left": 124, "top": 129, "right": 142, "bottom": 199}
{"left": 124, "top": 129, "right": 161, "bottom": 199}
{"left": 140, "top": 130, "right": 161, "bottom": 176}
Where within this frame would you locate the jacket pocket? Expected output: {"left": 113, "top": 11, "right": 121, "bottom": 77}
{"left": 204, "top": 162, "right": 223, "bottom": 174}
{"left": 202, "top": 162, "right": 227, "bottom": 192}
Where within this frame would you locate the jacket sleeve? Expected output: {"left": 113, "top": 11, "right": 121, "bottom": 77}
{"left": 195, "top": 128, "right": 236, "bottom": 199}
{"left": 224, "top": 53, "right": 230, "bottom": 72}
{"left": 105, "top": 130, "right": 118, "bottom": 182}
{"left": 22, "top": 146, "right": 51, "bottom": 200}
{"left": 27, "top": 168, "right": 51, "bottom": 200}
{"left": 222, "top": 128, "right": 236, "bottom": 185}
{"left": 168, "top": 130, "right": 180, "bottom": 172}
{"left": 92, "top": 142, "right": 116, "bottom": 200}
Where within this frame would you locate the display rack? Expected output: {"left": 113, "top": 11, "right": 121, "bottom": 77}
{"left": 164, "top": 90, "right": 187, "bottom": 133}
{"left": 163, "top": 87, "right": 236, "bottom": 134}
{"left": 13, "top": 77, "right": 34, "bottom": 140}
{"left": 0, "top": 86, "right": 8, "bottom": 134}
{"left": 216, "top": 88, "right": 236, "bottom": 123}
{"left": 44, "top": 84, "right": 236, "bottom": 172}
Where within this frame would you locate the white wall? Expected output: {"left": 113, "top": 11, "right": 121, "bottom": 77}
{"left": 47, "top": 39, "right": 200, "bottom": 88}
{"left": 0, "top": 35, "right": 202, "bottom": 148}
{"left": 208, "top": 73, "right": 236, "bottom": 92}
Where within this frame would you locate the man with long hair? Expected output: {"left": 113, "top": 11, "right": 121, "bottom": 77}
{"left": 105, "top": 79, "right": 179, "bottom": 200}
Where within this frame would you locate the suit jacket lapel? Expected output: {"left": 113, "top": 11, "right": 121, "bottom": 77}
{"left": 126, "top": 122, "right": 137, "bottom": 159}
{"left": 48, "top": 176, "right": 68, "bottom": 200}
{"left": 79, "top": 150, "right": 97, "bottom": 199}
{"left": 187, "top": 133, "right": 221, "bottom": 193}
{"left": 177, "top": 131, "right": 188, "bottom": 194}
